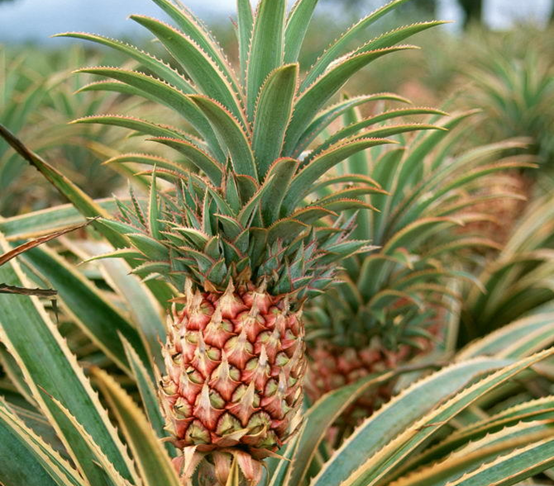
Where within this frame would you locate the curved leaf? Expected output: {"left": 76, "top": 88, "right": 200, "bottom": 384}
{"left": 189, "top": 95, "right": 257, "bottom": 179}
{"left": 92, "top": 368, "right": 180, "bottom": 486}
{"left": 0, "top": 240, "right": 136, "bottom": 484}
{"left": 302, "top": 0, "right": 411, "bottom": 87}
{"left": 131, "top": 15, "right": 244, "bottom": 123}
{"left": 284, "top": 46, "right": 416, "bottom": 153}
{"left": 0, "top": 400, "right": 83, "bottom": 486}
{"left": 311, "top": 358, "right": 514, "bottom": 486}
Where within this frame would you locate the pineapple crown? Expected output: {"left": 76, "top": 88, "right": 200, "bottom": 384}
{"left": 58, "top": 0, "right": 447, "bottom": 297}
{"left": 306, "top": 110, "right": 536, "bottom": 350}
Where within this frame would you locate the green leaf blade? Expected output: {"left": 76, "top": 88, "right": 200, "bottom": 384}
{"left": 246, "top": 0, "right": 287, "bottom": 119}
{"left": 189, "top": 95, "right": 257, "bottom": 179}
{"left": 284, "top": 0, "right": 319, "bottom": 63}
{"left": 253, "top": 64, "right": 299, "bottom": 177}
{"left": 0, "top": 239, "right": 136, "bottom": 484}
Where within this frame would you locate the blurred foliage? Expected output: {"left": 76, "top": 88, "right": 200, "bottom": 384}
{"left": 460, "top": 30, "right": 554, "bottom": 175}
{"left": 324, "top": 0, "right": 554, "bottom": 28}
{"left": 0, "top": 46, "right": 124, "bottom": 215}
{"left": 460, "top": 193, "right": 554, "bottom": 345}
{"left": 0, "top": 44, "right": 180, "bottom": 216}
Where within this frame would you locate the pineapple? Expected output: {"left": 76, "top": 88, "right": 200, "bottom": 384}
{"left": 59, "top": 0, "right": 445, "bottom": 482}
{"left": 304, "top": 108, "right": 530, "bottom": 423}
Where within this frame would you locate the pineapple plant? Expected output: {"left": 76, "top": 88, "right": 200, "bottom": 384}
{"left": 460, "top": 192, "right": 554, "bottom": 345}
{"left": 1, "top": 0, "right": 553, "bottom": 485}
{"left": 42, "top": 0, "right": 447, "bottom": 481}
{"left": 454, "top": 42, "right": 554, "bottom": 244}
{"left": 304, "top": 108, "right": 535, "bottom": 423}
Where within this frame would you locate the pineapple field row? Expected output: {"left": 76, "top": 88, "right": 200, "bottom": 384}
{"left": 0, "top": 0, "right": 554, "bottom": 485}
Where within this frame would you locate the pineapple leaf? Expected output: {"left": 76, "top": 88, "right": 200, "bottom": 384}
{"left": 390, "top": 420, "right": 554, "bottom": 486}
{"left": 83, "top": 243, "right": 167, "bottom": 367}
{"left": 127, "top": 233, "right": 170, "bottom": 261}
{"left": 403, "top": 395, "right": 554, "bottom": 477}
{"left": 74, "top": 248, "right": 145, "bottom": 263}
{"left": 0, "top": 347, "right": 35, "bottom": 407}
{"left": 370, "top": 147, "right": 405, "bottom": 235}
{"left": 309, "top": 173, "right": 381, "bottom": 194}
{"left": 445, "top": 436, "right": 554, "bottom": 486}
{"left": 20, "top": 246, "right": 153, "bottom": 377}
{"left": 295, "top": 92, "right": 410, "bottom": 157}
{"left": 0, "top": 220, "right": 91, "bottom": 268}
{"left": 131, "top": 15, "right": 245, "bottom": 123}
{"left": 0, "top": 240, "right": 137, "bottom": 484}
{"left": 286, "top": 370, "right": 396, "bottom": 486}
{"left": 43, "top": 394, "right": 137, "bottom": 486}
{"left": 302, "top": 0, "right": 411, "bottom": 88}
{"left": 284, "top": 46, "right": 417, "bottom": 153}
{"left": 357, "top": 20, "right": 449, "bottom": 54}
{"left": 150, "top": 0, "right": 239, "bottom": 93}
{"left": 104, "top": 152, "right": 194, "bottom": 178}
{"left": 289, "top": 206, "right": 337, "bottom": 225}
{"left": 382, "top": 217, "right": 456, "bottom": 254}
{"left": 316, "top": 186, "right": 383, "bottom": 204}
{"left": 307, "top": 121, "right": 446, "bottom": 164}
{"left": 0, "top": 124, "right": 127, "bottom": 248}
{"left": 267, "top": 219, "right": 309, "bottom": 244}
{"left": 73, "top": 115, "right": 190, "bottom": 146}
{"left": 246, "top": 0, "right": 287, "bottom": 120}
{"left": 283, "top": 138, "right": 397, "bottom": 213}
{"left": 340, "top": 349, "right": 554, "bottom": 486}
{"left": 310, "top": 356, "right": 533, "bottom": 486}
{"left": 0, "top": 200, "right": 118, "bottom": 241}
{"left": 317, "top": 198, "right": 375, "bottom": 214}
{"left": 253, "top": 64, "right": 298, "bottom": 177}
{"left": 389, "top": 112, "right": 476, "bottom": 209}
{"left": 260, "top": 158, "right": 299, "bottom": 225}
{"left": 77, "top": 67, "right": 223, "bottom": 157}
{"left": 149, "top": 171, "right": 162, "bottom": 241}
{"left": 92, "top": 367, "right": 180, "bottom": 486}
{"left": 120, "top": 337, "right": 175, "bottom": 457}
{"left": 148, "top": 137, "right": 224, "bottom": 185}
{"left": 236, "top": 0, "right": 254, "bottom": 82}
{"left": 424, "top": 237, "right": 502, "bottom": 258}
{"left": 458, "top": 313, "right": 554, "bottom": 360}
{"left": 55, "top": 32, "right": 196, "bottom": 93}
{"left": 189, "top": 95, "right": 257, "bottom": 179}
{"left": 284, "top": 0, "right": 318, "bottom": 63}
{"left": 340, "top": 94, "right": 370, "bottom": 182}
{"left": 237, "top": 175, "right": 275, "bottom": 227}
{"left": 78, "top": 77, "right": 156, "bottom": 100}
{"left": 423, "top": 161, "right": 537, "bottom": 213}
{"left": 0, "top": 399, "right": 84, "bottom": 486}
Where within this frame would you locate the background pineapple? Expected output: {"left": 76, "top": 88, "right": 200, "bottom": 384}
{"left": 304, "top": 108, "right": 534, "bottom": 427}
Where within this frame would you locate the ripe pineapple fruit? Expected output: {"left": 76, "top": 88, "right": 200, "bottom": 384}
{"left": 60, "top": 0, "right": 445, "bottom": 482}
{"left": 304, "top": 108, "right": 528, "bottom": 423}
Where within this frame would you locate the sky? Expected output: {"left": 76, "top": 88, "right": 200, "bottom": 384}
{"left": 0, "top": 0, "right": 551, "bottom": 44}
